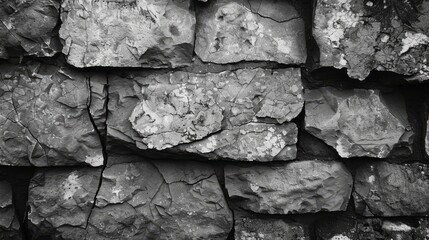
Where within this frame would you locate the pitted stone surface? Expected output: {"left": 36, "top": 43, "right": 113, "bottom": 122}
{"left": 60, "top": 0, "right": 195, "bottom": 68}
{"left": 225, "top": 160, "right": 353, "bottom": 214}
{"left": 0, "top": 61, "right": 105, "bottom": 166}
{"left": 195, "top": 0, "right": 306, "bottom": 64}
{"left": 0, "top": 181, "right": 22, "bottom": 240}
{"left": 305, "top": 87, "right": 413, "bottom": 158}
{"left": 313, "top": 0, "right": 429, "bottom": 80}
{"left": 0, "top": 0, "right": 61, "bottom": 59}
{"left": 354, "top": 161, "right": 429, "bottom": 216}
{"left": 27, "top": 168, "right": 101, "bottom": 239}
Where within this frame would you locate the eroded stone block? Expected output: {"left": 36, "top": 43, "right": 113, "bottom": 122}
{"left": 0, "top": 181, "right": 22, "bottom": 240}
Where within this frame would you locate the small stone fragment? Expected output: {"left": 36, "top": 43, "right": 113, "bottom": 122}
{"left": 305, "top": 87, "right": 413, "bottom": 158}
{"left": 354, "top": 161, "right": 429, "bottom": 216}
{"left": 195, "top": 0, "right": 306, "bottom": 64}
{"left": 225, "top": 160, "right": 353, "bottom": 214}
{"left": 0, "top": 181, "right": 22, "bottom": 240}
{"left": 60, "top": 0, "right": 195, "bottom": 68}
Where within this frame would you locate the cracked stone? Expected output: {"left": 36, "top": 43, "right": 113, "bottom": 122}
{"left": 313, "top": 0, "right": 429, "bottom": 80}
{"left": 0, "top": 0, "right": 61, "bottom": 59}
{"left": 27, "top": 167, "right": 102, "bottom": 239}
{"left": 0, "top": 61, "right": 106, "bottom": 166}
{"left": 235, "top": 217, "right": 309, "bottom": 240}
{"left": 60, "top": 0, "right": 195, "bottom": 68}
{"left": 354, "top": 161, "right": 429, "bottom": 216}
{"left": 0, "top": 181, "right": 22, "bottom": 240}
{"left": 225, "top": 160, "right": 353, "bottom": 214}
{"left": 305, "top": 87, "right": 413, "bottom": 158}
{"left": 195, "top": 0, "right": 306, "bottom": 64}
{"left": 83, "top": 155, "right": 233, "bottom": 239}
{"left": 108, "top": 68, "right": 302, "bottom": 161}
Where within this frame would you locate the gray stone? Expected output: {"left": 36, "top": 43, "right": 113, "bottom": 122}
{"left": 0, "top": 181, "right": 22, "bottom": 240}
{"left": 235, "top": 217, "right": 309, "bottom": 240}
{"left": 60, "top": 0, "right": 195, "bottom": 68}
{"left": 195, "top": 0, "right": 306, "bottom": 64}
{"left": 305, "top": 87, "right": 413, "bottom": 158}
{"left": 313, "top": 0, "right": 429, "bottom": 80}
{"left": 0, "top": 61, "right": 106, "bottom": 166}
{"left": 0, "top": 0, "right": 60, "bottom": 58}
{"left": 354, "top": 161, "right": 429, "bottom": 216}
{"left": 108, "top": 68, "right": 302, "bottom": 161}
{"left": 225, "top": 160, "right": 353, "bottom": 214}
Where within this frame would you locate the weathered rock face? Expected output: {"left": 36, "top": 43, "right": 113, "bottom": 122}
{"left": 85, "top": 155, "right": 233, "bottom": 239}
{"left": 0, "top": 181, "right": 22, "bottom": 240}
{"left": 235, "top": 217, "right": 309, "bottom": 240}
{"left": 0, "top": 61, "right": 106, "bottom": 166}
{"left": 305, "top": 87, "right": 413, "bottom": 158}
{"left": 108, "top": 68, "right": 302, "bottom": 161}
{"left": 313, "top": 0, "right": 429, "bottom": 80}
{"left": 225, "top": 160, "right": 353, "bottom": 214}
{"left": 195, "top": 0, "right": 306, "bottom": 64}
{"left": 27, "top": 168, "right": 102, "bottom": 239}
{"left": 354, "top": 161, "right": 429, "bottom": 216}
{"left": 60, "top": 0, "right": 195, "bottom": 68}
{"left": 0, "top": 0, "right": 61, "bottom": 59}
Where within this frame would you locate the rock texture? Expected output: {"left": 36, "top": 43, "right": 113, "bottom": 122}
{"left": 108, "top": 68, "right": 302, "bottom": 161}
{"left": 195, "top": 0, "right": 306, "bottom": 64}
{"left": 27, "top": 168, "right": 102, "bottom": 239}
{"left": 313, "top": 0, "right": 429, "bottom": 80}
{"left": 235, "top": 217, "right": 309, "bottom": 240}
{"left": 354, "top": 161, "right": 429, "bottom": 216}
{"left": 305, "top": 87, "right": 413, "bottom": 158}
{"left": 85, "top": 155, "right": 233, "bottom": 239}
{"left": 225, "top": 160, "right": 353, "bottom": 214}
{"left": 60, "top": 0, "right": 195, "bottom": 68}
{"left": 0, "top": 61, "right": 106, "bottom": 166}
{"left": 0, "top": 0, "right": 61, "bottom": 59}
{"left": 0, "top": 181, "right": 22, "bottom": 240}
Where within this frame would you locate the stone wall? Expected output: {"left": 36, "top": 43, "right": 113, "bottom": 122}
{"left": 0, "top": 0, "right": 429, "bottom": 239}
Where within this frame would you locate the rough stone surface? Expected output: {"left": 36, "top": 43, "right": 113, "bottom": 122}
{"left": 0, "top": 181, "right": 22, "bottom": 240}
{"left": 0, "top": 61, "right": 106, "bottom": 166}
{"left": 354, "top": 161, "right": 429, "bottom": 216}
{"left": 305, "top": 87, "right": 413, "bottom": 158}
{"left": 27, "top": 168, "right": 102, "bottom": 239}
{"left": 84, "top": 155, "right": 233, "bottom": 239}
{"left": 225, "top": 160, "right": 353, "bottom": 214}
{"left": 195, "top": 0, "right": 306, "bottom": 64}
{"left": 60, "top": 0, "right": 195, "bottom": 68}
{"left": 313, "top": 0, "right": 429, "bottom": 80}
{"left": 108, "top": 68, "right": 302, "bottom": 161}
{"left": 235, "top": 217, "right": 309, "bottom": 240}
{"left": 0, "top": 0, "right": 61, "bottom": 59}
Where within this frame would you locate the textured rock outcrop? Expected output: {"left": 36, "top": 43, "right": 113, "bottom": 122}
{"left": 0, "top": 0, "right": 61, "bottom": 59}
{"left": 225, "top": 160, "right": 353, "bottom": 214}
{"left": 108, "top": 68, "right": 302, "bottom": 161}
{"left": 235, "top": 217, "right": 309, "bottom": 240}
{"left": 27, "top": 168, "right": 102, "bottom": 239}
{"left": 354, "top": 161, "right": 429, "bottom": 216}
{"left": 0, "top": 181, "right": 22, "bottom": 240}
{"left": 60, "top": 0, "right": 195, "bottom": 68}
{"left": 305, "top": 87, "right": 413, "bottom": 158}
{"left": 313, "top": 0, "right": 429, "bottom": 80}
{"left": 85, "top": 155, "right": 233, "bottom": 239}
{"left": 195, "top": 0, "right": 306, "bottom": 64}
{"left": 0, "top": 61, "right": 106, "bottom": 166}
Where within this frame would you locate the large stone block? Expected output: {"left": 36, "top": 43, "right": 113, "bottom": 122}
{"left": 0, "top": 0, "right": 61, "bottom": 59}
{"left": 108, "top": 68, "right": 302, "bottom": 161}
{"left": 305, "top": 87, "right": 413, "bottom": 158}
{"left": 225, "top": 160, "right": 353, "bottom": 214}
{"left": 354, "top": 161, "right": 429, "bottom": 216}
{"left": 0, "top": 181, "right": 22, "bottom": 240}
{"left": 0, "top": 61, "right": 106, "bottom": 166}
{"left": 195, "top": 0, "right": 306, "bottom": 64}
{"left": 60, "top": 0, "right": 195, "bottom": 68}
{"left": 313, "top": 0, "right": 429, "bottom": 80}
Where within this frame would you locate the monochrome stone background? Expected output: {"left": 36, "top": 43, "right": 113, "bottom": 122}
{"left": 0, "top": 0, "right": 428, "bottom": 239}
